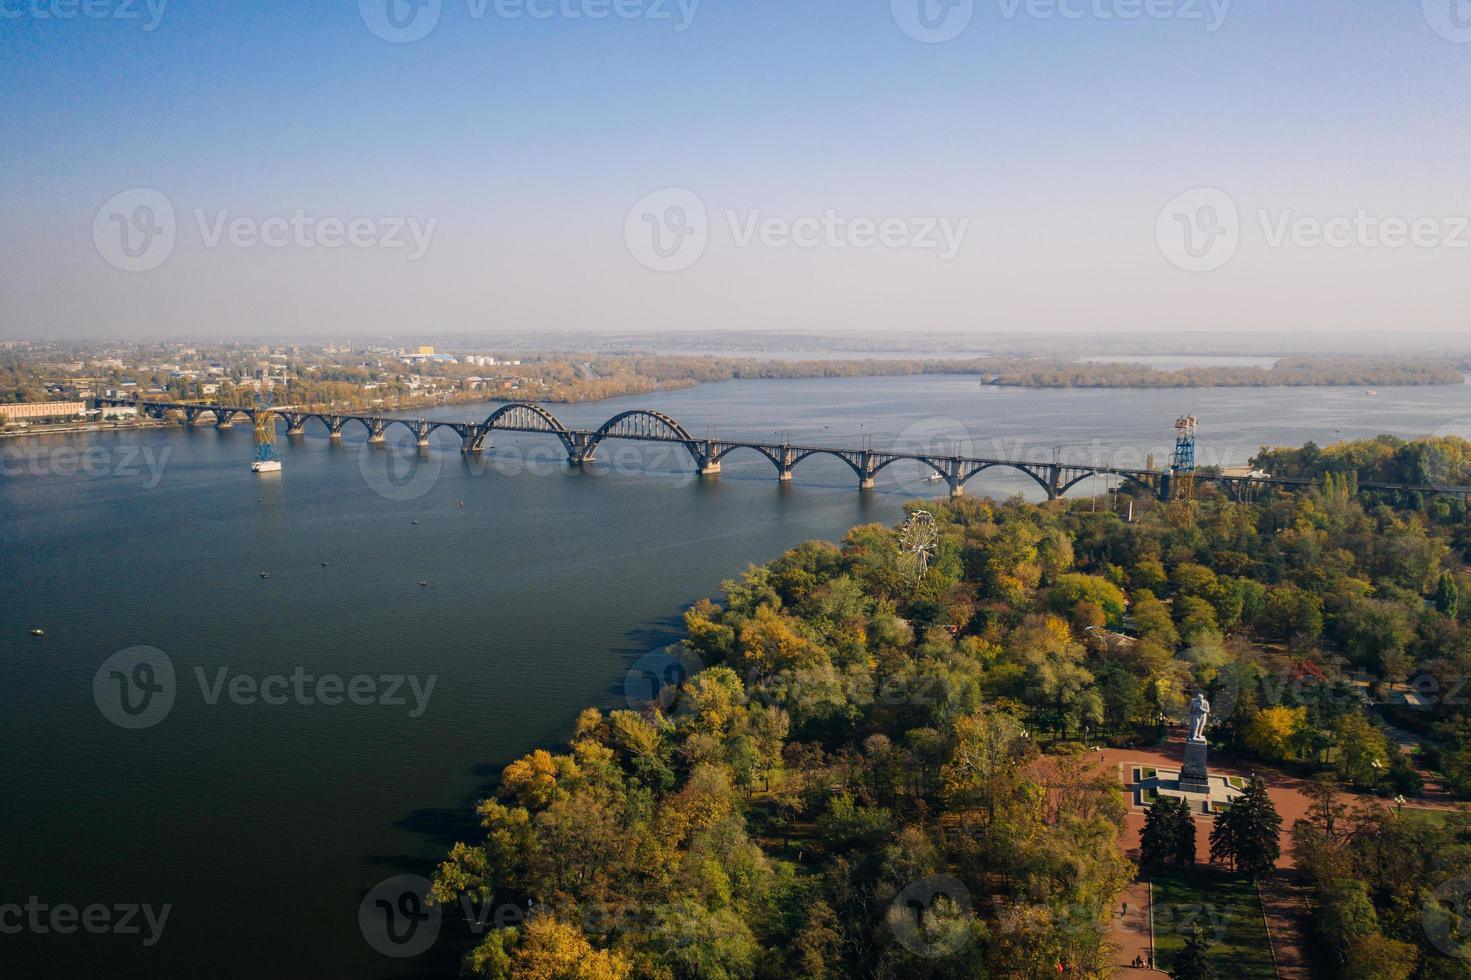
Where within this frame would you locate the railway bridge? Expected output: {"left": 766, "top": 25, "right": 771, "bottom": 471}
{"left": 100, "top": 398, "right": 1471, "bottom": 503}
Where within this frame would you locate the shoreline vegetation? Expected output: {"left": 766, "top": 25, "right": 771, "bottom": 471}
{"left": 459, "top": 354, "right": 1466, "bottom": 406}
{"left": 1, "top": 354, "right": 1463, "bottom": 421}
{"left": 428, "top": 434, "right": 1471, "bottom": 979}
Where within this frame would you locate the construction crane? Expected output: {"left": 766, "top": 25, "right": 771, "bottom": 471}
{"left": 1169, "top": 415, "right": 1197, "bottom": 501}
{"left": 251, "top": 390, "right": 282, "bottom": 474}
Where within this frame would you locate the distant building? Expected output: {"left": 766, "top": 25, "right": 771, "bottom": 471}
{"left": 2, "top": 401, "right": 87, "bottom": 422}
{"left": 415, "top": 345, "right": 435, "bottom": 356}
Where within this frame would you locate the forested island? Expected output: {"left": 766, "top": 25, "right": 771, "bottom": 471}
{"left": 1, "top": 349, "right": 1463, "bottom": 413}
{"left": 429, "top": 435, "right": 1471, "bottom": 979}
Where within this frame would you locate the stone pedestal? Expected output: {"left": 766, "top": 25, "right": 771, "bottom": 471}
{"left": 1179, "top": 738, "right": 1211, "bottom": 794}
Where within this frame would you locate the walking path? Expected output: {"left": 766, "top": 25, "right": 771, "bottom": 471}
{"left": 1087, "top": 735, "right": 1468, "bottom": 978}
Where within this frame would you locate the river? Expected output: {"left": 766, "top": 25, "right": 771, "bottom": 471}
{"left": 1, "top": 375, "right": 1467, "bottom": 978}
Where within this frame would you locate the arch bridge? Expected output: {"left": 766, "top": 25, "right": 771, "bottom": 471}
{"left": 101, "top": 397, "right": 1471, "bottom": 502}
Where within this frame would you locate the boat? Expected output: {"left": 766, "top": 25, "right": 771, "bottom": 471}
{"left": 251, "top": 459, "right": 282, "bottom": 473}
{"left": 925, "top": 473, "right": 945, "bottom": 482}
{"left": 30, "top": 628, "right": 44, "bottom": 637}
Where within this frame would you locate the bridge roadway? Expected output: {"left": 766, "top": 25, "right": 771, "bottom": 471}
{"left": 101, "top": 398, "right": 1471, "bottom": 502}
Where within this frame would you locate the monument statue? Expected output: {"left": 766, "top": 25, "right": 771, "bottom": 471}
{"left": 1187, "top": 691, "right": 1210, "bottom": 742}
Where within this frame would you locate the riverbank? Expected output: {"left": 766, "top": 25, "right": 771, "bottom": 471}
{"left": 0, "top": 419, "right": 166, "bottom": 440}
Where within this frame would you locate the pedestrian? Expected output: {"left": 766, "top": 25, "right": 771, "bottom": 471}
{"left": 1122, "top": 902, "right": 1128, "bottom": 917}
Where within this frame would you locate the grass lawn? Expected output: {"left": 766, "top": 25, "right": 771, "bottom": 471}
{"left": 1150, "top": 868, "right": 1276, "bottom": 980}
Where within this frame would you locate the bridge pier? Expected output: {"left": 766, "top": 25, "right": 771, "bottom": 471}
{"left": 413, "top": 421, "right": 432, "bottom": 448}
{"left": 568, "top": 432, "right": 595, "bottom": 465}
{"left": 215, "top": 412, "right": 234, "bottom": 429}
{"left": 776, "top": 444, "right": 795, "bottom": 482}
{"left": 366, "top": 419, "right": 388, "bottom": 444}
{"left": 326, "top": 416, "right": 346, "bottom": 440}
{"left": 1045, "top": 463, "right": 1063, "bottom": 501}
{"left": 460, "top": 425, "right": 487, "bottom": 453}
{"left": 944, "top": 456, "right": 965, "bottom": 498}
{"left": 283, "top": 412, "right": 306, "bottom": 436}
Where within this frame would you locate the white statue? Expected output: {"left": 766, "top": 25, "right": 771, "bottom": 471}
{"left": 1187, "top": 691, "right": 1211, "bottom": 742}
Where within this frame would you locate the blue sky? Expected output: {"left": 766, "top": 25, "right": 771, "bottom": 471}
{"left": 4, "top": 0, "right": 1471, "bottom": 339}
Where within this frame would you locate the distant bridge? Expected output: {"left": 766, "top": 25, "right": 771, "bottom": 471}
{"left": 100, "top": 398, "right": 1471, "bottom": 502}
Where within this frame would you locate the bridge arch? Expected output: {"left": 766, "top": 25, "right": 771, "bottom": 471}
{"left": 583, "top": 410, "right": 697, "bottom": 461}
{"left": 957, "top": 461, "right": 1056, "bottom": 498}
{"left": 709, "top": 443, "right": 786, "bottom": 473}
{"left": 868, "top": 454, "right": 950, "bottom": 481}
{"left": 790, "top": 449, "right": 866, "bottom": 479}
{"left": 482, "top": 402, "right": 569, "bottom": 434}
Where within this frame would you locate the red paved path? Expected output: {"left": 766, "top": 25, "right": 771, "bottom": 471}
{"left": 1077, "top": 736, "right": 1470, "bottom": 978}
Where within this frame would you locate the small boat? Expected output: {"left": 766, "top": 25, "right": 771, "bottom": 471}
{"left": 320, "top": 561, "right": 329, "bottom": 567}
{"left": 419, "top": 580, "right": 429, "bottom": 588}
{"left": 251, "top": 459, "right": 282, "bottom": 473}
{"left": 925, "top": 473, "right": 945, "bottom": 482}
{"left": 1366, "top": 390, "right": 1378, "bottom": 397}
{"left": 30, "top": 628, "right": 45, "bottom": 637}
{"left": 411, "top": 520, "right": 421, "bottom": 526}
{"left": 458, "top": 501, "right": 464, "bottom": 508}
{"left": 260, "top": 572, "right": 270, "bottom": 579}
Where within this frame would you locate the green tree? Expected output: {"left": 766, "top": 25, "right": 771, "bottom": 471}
{"left": 1209, "top": 775, "right": 1281, "bottom": 880}
{"left": 1172, "top": 923, "right": 1216, "bottom": 979}
{"left": 1435, "top": 571, "right": 1460, "bottom": 618}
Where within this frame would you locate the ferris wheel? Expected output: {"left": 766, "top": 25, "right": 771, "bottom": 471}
{"left": 898, "top": 510, "right": 938, "bottom": 583}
